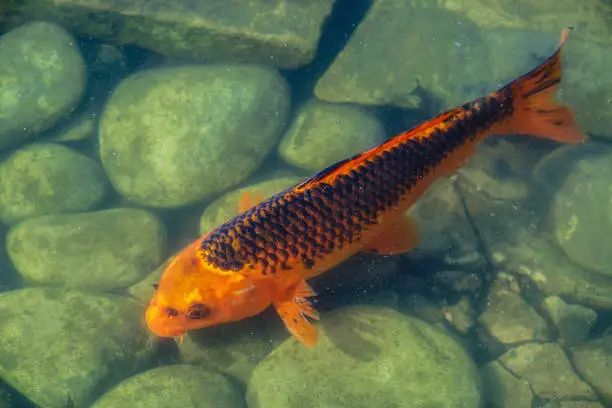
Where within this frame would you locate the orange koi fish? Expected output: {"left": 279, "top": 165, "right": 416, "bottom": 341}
{"left": 146, "top": 29, "right": 585, "bottom": 347}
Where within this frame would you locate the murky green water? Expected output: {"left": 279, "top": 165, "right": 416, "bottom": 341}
{"left": 0, "top": 1, "right": 611, "bottom": 407}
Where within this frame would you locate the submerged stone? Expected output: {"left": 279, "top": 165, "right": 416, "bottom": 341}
{"left": 90, "top": 365, "right": 244, "bottom": 408}
{"left": 315, "top": 3, "right": 490, "bottom": 109}
{"left": 277, "top": 99, "right": 385, "bottom": 172}
{"left": 481, "top": 361, "right": 533, "bottom": 408}
{"left": 0, "top": 21, "right": 85, "bottom": 150}
{"left": 499, "top": 342, "right": 596, "bottom": 400}
{"left": 552, "top": 146, "right": 612, "bottom": 276}
{"left": 6, "top": 209, "right": 166, "bottom": 292}
{"left": 441, "top": 0, "right": 611, "bottom": 47}
{"left": 0, "top": 143, "right": 107, "bottom": 225}
{"left": 478, "top": 287, "right": 550, "bottom": 353}
{"left": 541, "top": 296, "right": 597, "bottom": 347}
{"left": 16, "top": 0, "right": 334, "bottom": 69}
{"left": 0, "top": 288, "right": 155, "bottom": 408}
{"left": 247, "top": 306, "right": 482, "bottom": 408}
{"left": 490, "top": 230, "right": 612, "bottom": 310}
{"left": 570, "top": 336, "right": 612, "bottom": 405}
{"left": 100, "top": 64, "right": 290, "bottom": 208}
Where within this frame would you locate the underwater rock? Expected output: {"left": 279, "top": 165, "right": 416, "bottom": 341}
{"left": 16, "top": 0, "right": 334, "bottom": 69}
{"left": 499, "top": 342, "right": 596, "bottom": 401}
{"left": 100, "top": 64, "right": 289, "bottom": 208}
{"left": 0, "top": 143, "right": 107, "bottom": 225}
{"left": 0, "top": 288, "right": 156, "bottom": 408}
{"left": 441, "top": 0, "right": 611, "bottom": 47}
{"left": 0, "top": 21, "right": 85, "bottom": 151}
{"left": 199, "top": 175, "right": 301, "bottom": 236}
{"left": 569, "top": 336, "right": 612, "bottom": 405}
{"left": 441, "top": 296, "right": 476, "bottom": 335}
{"left": 541, "top": 296, "right": 597, "bottom": 347}
{"left": 179, "top": 313, "right": 288, "bottom": 385}
{"left": 247, "top": 306, "right": 482, "bottom": 408}
{"left": 277, "top": 99, "right": 386, "bottom": 172}
{"left": 6, "top": 209, "right": 166, "bottom": 292}
{"left": 314, "top": 3, "right": 491, "bottom": 110}
{"left": 478, "top": 285, "right": 550, "bottom": 353}
{"left": 551, "top": 145, "right": 612, "bottom": 276}
{"left": 90, "top": 364, "right": 244, "bottom": 408}
{"left": 458, "top": 136, "right": 550, "bottom": 202}
{"left": 128, "top": 257, "right": 173, "bottom": 305}
{"left": 406, "top": 177, "right": 483, "bottom": 265}
{"left": 490, "top": 230, "right": 612, "bottom": 310}
{"left": 481, "top": 361, "right": 534, "bottom": 408}
{"left": 542, "top": 402, "right": 605, "bottom": 408}
{"left": 453, "top": 135, "right": 555, "bottom": 254}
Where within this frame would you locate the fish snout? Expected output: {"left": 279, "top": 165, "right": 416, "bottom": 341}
{"left": 145, "top": 303, "right": 185, "bottom": 338}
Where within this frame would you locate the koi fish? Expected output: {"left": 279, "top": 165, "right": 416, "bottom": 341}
{"left": 146, "top": 28, "right": 586, "bottom": 347}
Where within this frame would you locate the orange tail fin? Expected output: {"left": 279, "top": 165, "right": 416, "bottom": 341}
{"left": 492, "top": 28, "right": 587, "bottom": 143}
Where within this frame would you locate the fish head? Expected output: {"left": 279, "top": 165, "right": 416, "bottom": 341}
{"left": 145, "top": 239, "right": 273, "bottom": 338}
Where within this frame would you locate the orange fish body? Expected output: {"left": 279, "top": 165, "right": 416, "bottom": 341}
{"left": 146, "top": 29, "right": 586, "bottom": 347}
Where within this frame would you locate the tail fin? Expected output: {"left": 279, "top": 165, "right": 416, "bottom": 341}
{"left": 492, "top": 28, "right": 587, "bottom": 143}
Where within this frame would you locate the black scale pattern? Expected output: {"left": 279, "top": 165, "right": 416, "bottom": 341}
{"left": 199, "top": 93, "right": 511, "bottom": 276}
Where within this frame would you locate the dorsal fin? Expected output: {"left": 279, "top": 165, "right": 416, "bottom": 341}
{"left": 294, "top": 156, "right": 356, "bottom": 190}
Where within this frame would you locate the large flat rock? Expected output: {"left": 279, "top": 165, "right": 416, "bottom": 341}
{"left": 16, "top": 0, "right": 335, "bottom": 68}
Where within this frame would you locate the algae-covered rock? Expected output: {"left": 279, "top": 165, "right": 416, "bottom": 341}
{"left": 441, "top": 0, "right": 611, "bottom": 47}
{"left": 570, "top": 336, "right": 612, "bottom": 405}
{"left": 6, "top": 209, "right": 166, "bottom": 291}
{"left": 478, "top": 288, "right": 550, "bottom": 351}
{"left": 499, "top": 342, "right": 596, "bottom": 400}
{"left": 0, "top": 143, "right": 107, "bottom": 225}
{"left": 247, "top": 306, "right": 482, "bottom": 408}
{"left": 16, "top": 0, "right": 334, "bottom": 69}
{"left": 278, "top": 99, "right": 385, "bottom": 172}
{"left": 315, "top": 3, "right": 490, "bottom": 109}
{"left": 543, "top": 402, "right": 606, "bottom": 408}
{"left": 90, "top": 365, "right": 245, "bottom": 408}
{"left": 481, "top": 361, "right": 533, "bottom": 408}
{"left": 552, "top": 148, "right": 612, "bottom": 276}
{"left": 0, "top": 21, "right": 85, "bottom": 150}
{"left": 490, "top": 231, "right": 612, "bottom": 310}
{"left": 199, "top": 175, "right": 300, "bottom": 236}
{"left": 407, "top": 177, "right": 483, "bottom": 264}
{"left": 100, "top": 64, "right": 290, "bottom": 208}
{"left": 128, "top": 257, "right": 172, "bottom": 305}
{"left": 541, "top": 296, "right": 596, "bottom": 347}
{"left": 0, "top": 288, "right": 156, "bottom": 408}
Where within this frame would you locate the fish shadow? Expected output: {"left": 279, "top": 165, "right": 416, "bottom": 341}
{"left": 321, "top": 310, "right": 383, "bottom": 362}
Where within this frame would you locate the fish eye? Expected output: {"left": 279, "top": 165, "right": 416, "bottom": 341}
{"left": 187, "top": 304, "right": 210, "bottom": 320}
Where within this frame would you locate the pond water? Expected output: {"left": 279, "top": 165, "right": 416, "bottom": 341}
{"left": 0, "top": 1, "right": 611, "bottom": 407}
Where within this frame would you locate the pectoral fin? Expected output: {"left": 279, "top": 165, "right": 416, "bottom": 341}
{"left": 362, "top": 214, "right": 421, "bottom": 255}
{"left": 274, "top": 279, "right": 320, "bottom": 347}
{"left": 238, "top": 190, "right": 265, "bottom": 213}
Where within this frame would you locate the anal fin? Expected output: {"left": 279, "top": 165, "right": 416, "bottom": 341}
{"left": 274, "top": 279, "right": 320, "bottom": 347}
{"left": 362, "top": 214, "right": 421, "bottom": 255}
